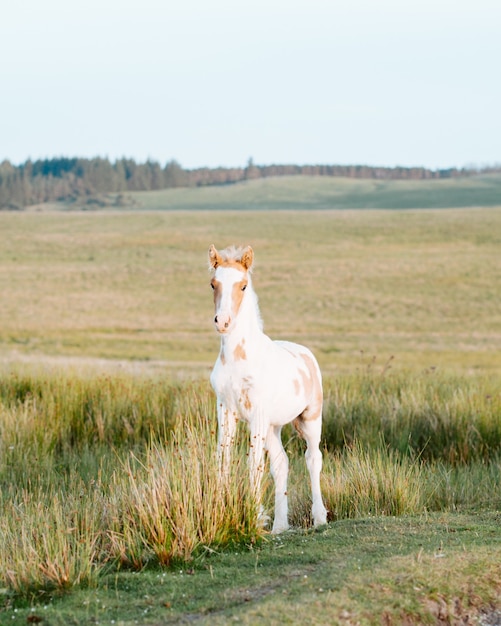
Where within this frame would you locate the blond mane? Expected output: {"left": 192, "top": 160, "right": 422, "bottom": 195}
{"left": 208, "top": 245, "right": 255, "bottom": 272}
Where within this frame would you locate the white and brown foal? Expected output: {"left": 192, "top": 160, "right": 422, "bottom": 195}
{"left": 209, "top": 244, "right": 327, "bottom": 533}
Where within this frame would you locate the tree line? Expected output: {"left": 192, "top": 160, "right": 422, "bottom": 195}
{"left": 0, "top": 156, "right": 498, "bottom": 209}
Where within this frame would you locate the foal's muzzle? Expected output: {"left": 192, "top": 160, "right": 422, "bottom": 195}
{"left": 214, "top": 314, "right": 231, "bottom": 333}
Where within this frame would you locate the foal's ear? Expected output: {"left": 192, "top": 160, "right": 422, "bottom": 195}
{"left": 240, "top": 246, "right": 254, "bottom": 270}
{"left": 208, "top": 244, "right": 222, "bottom": 269}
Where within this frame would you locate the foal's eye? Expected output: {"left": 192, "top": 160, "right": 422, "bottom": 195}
{"left": 241, "top": 284, "right": 247, "bottom": 291}
{"left": 210, "top": 282, "right": 215, "bottom": 290}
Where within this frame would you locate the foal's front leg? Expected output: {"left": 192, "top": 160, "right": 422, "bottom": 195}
{"left": 217, "top": 400, "right": 237, "bottom": 478}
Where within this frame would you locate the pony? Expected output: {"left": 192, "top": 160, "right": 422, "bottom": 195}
{"left": 208, "top": 244, "right": 327, "bottom": 533}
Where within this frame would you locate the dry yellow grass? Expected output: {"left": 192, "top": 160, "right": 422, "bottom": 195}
{"left": 0, "top": 207, "right": 500, "bottom": 376}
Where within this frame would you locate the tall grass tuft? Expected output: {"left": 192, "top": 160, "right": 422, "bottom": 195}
{"left": 0, "top": 377, "right": 263, "bottom": 595}
{"left": 0, "top": 480, "right": 107, "bottom": 594}
{"left": 422, "top": 455, "right": 501, "bottom": 512}
{"left": 0, "top": 370, "right": 180, "bottom": 456}
{"left": 1, "top": 368, "right": 501, "bottom": 598}
{"left": 323, "top": 371, "right": 501, "bottom": 463}
{"left": 108, "top": 387, "right": 261, "bottom": 569}
{"left": 287, "top": 443, "right": 424, "bottom": 526}
{"left": 322, "top": 443, "right": 424, "bottom": 520}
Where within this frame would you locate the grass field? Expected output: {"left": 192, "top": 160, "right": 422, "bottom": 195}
{"left": 125, "top": 173, "right": 501, "bottom": 211}
{"left": 1, "top": 371, "right": 500, "bottom": 623}
{"left": 1, "top": 201, "right": 500, "bottom": 376}
{"left": 1, "top": 183, "right": 501, "bottom": 623}
{"left": 3, "top": 512, "right": 501, "bottom": 625}
{"left": 32, "top": 172, "right": 501, "bottom": 212}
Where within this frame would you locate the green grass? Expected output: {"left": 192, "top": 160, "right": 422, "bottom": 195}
{"left": 1, "top": 370, "right": 500, "bottom": 606}
{"left": 323, "top": 371, "right": 501, "bottom": 462}
{"left": 50, "top": 172, "right": 501, "bottom": 211}
{"left": 1, "top": 193, "right": 500, "bottom": 621}
{"left": 3, "top": 512, "right": 501, "bottom": 625}
{"left": 0, "top": 375, "right": 261, "bottom": 594}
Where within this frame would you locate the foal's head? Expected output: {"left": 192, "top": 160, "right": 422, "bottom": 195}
{"left": 208, "top": 244, "right": 254, "bottom": 334}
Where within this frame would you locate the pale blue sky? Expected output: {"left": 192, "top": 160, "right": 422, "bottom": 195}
{"left": 1, "top": 0, "right": 500, "bottom": 170}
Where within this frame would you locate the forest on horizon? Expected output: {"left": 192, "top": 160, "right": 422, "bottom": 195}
{"left": 1, "top": 156, "right": 500, "bottom": 209}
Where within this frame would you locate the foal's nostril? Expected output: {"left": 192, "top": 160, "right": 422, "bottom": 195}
{"left": 224, "top": 322, "right": 229, "bottom": 328}
{"left": 214, "top": 316, "right": 218, "bottom": 324}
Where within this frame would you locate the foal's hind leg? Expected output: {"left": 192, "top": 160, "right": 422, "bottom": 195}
{"left": 265, "top": 425, "right": 289, "bottom": 533}
{"left": 295, "top": 416, "right": 327, "bottom": 527}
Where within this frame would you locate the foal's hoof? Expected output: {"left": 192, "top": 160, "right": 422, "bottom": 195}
{"left": 271, "top": 522, "right": 289, "bottom": 535}
{"left": 312, "top": 505, "right": 328, "bottom": 528}
{"left": 257, "top": 506, "right": 270, "bottom": 529}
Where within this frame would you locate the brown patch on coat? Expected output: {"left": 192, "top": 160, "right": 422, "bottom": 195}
{"left": 233, "top": 340, "right": 247, "bottom": 361}
{"left": 231, "top": 278, "right": 248, "bottom": 317}
{"left": 219, "top": 259, "right": 247, "bottom": 271}
{"left": 292, "top": 417, "right": 304, "bottom": 438}
{"left": 210, "top": 275, "right": 248, "bottom": 320}
{"left": 240, "top": 387, "right": 252, "bottom": 412}
{"left": 298, "top": 352, "right": 323, "bottom": 421}
{"left": 211, "top": 278, "right": 223, "bottom": 309}
{"left": 298, "top": 367, "right": 312, "bottom": 397}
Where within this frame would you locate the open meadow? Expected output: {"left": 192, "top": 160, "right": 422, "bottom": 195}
{"left": 1, "top": 184, "right": 501, "bottom": 624}
{"left": 1, "top": 199, "right": 501, "bottom": 376}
